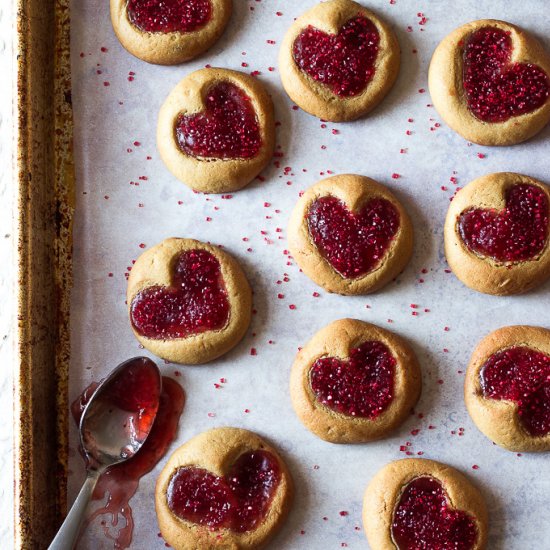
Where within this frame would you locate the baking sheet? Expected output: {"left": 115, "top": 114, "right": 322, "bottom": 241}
{"left": 68, "top": 1, "right": 550, "bottom": 548}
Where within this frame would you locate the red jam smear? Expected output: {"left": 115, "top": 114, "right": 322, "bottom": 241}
{"left": 307, "top": 196, "right": 400, "bottom": 278}
{"left": 310, "top": 341, "right": 396, "bottom": 418}
{"left": 130, "top": 249, "right": 230, "bottom": 339}
{"left": 462, "top": 27, "right": 550, "bottom": 122}
{"left": 72, "top": 372, "right": 185, "bottom": 549}
{"left": 458, "top": 184, "right": 549, "bottom": 262}
{"left": 480, "top": 346, "right": 550, "bottom": 436}
{"left": 126, "top": 0, "right": 212, "bottom": 34}
{"left": 175, "top": 82, "right": 262, "bottom": 160}
{"left": 392, "top": 477, "right": 478, "bottom": 550}
{"left": 167, "top": 450, "right": 281, "bottom": 533}
{"left": 293, "top": 16, "right": 380, "bottom": 97}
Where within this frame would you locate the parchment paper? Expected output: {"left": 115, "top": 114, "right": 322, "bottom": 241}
{"left": 69, "top": 1, "right": 550, "bottom": 548}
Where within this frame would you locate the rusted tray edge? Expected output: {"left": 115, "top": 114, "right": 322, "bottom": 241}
{"left": 14, "top": 0, "right": 74, "bottom": 547}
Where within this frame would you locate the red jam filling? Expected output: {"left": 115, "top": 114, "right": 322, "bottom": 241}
{"left": 307, "top": 196, "right": 400, "bottom": 278}
{"left": 480, "top": 346, "right": 550, "bottom": 436}
{"left": 458, "top": 184, "right": 549, "bottom": 262}
{"left": 392, "top": 477, "right": 478, "bottom": 550}
{"left": 175, "top": 82, "right": 262, "bottom": 160}
{"left": 167, "top": 450, "right": 281, "bottom": 532}
{"left": 292, "top": 16, "right": 380, "bottom": 97}
{"left": 462, "top": 27, "right": 550, "bottom": 122}
{"left": 130, "top": 249, "right": 229, "bottom": 339}
{"left": 310, "top": 341, "right": 395, "bottom": 418}
{"left": 126, "top": 0, "right": 212, "bottom": 34}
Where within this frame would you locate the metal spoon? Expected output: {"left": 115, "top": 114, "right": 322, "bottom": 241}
{"left": 48, "top": 357, "right": 162, "bottom": 550}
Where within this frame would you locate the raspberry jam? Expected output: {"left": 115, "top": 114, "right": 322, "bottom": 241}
{"left": 130, "top": 249, "right": 230, "bottom": 339}
{"left": 292, "top": 16, "right": 380, "bottom": 97}
{"left": 307, "top": 196, "right": 400, "bottom": 278}
{"left": 167, "top": 450, "right": 281, "bottom": 532}
{"left": 310, "top": 341, "right": 396, "bottom": 418}
{"left": 175, "top": 82, "right": 262, "bottom": 160}
{"left": 392, "top": 477, "right": 478, "bottom": 550}
{"left": 462, "top": 27, "right": 550, "bottom": 122}
{"left": 127, "top": 0, "right": 212, "bottom": 34}
{"left": 480, "top": 346, "right": 550, "bottom": 436}
{"left": 458, "top": 184, "right": 549, "bottom": 262}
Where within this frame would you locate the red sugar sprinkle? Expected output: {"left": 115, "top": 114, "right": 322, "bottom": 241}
{"left": 250, "top": 348, "right": 257, "bottom": 356}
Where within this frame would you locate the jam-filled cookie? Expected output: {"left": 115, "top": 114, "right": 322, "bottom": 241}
{"left": 429, "top": 19, "right": 550, "bottom": 146}
{"left": 158, "top": 68, "right": 275, "bottom": 193}
{"left": 288, "top": 174, "right": 413, "bottom": 295}
{"left": 156, "top": 427, "right": 293, "bottom": 550}
{"left": 279, "top": 0, "right": 400, "bottom": 122}
{"left": 110, "top": 0, "right": 232, "bottom": 65}
{"left": 444, "top": 172, "right": 550, "bottom": 295}
{"left": 290, "top": 319, "right": 421, "bottom": 444}
{"left": 127, "top": 238, "right": 252, "bottom": 364}
{"left": 363, "top": 459, "right": 488, "bottom": 550}
{"left": 465, "top": 325, "right": 550, "bottom": 452}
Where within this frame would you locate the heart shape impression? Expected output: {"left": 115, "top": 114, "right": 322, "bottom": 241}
{"left": 310, "top": 341, "right": 396, "bottom": 418}
{"left": 392, "top": 476, "right": 478, "bottom": 550}
{"left": 458, "top": 183, "right": 549, "bottom": 262}
{"left": 292, "top": 16, "right": 380, "bottom": 97}
{"left": 127, "top": 0, "right": 212, "bottom": 34}
{"left": 480, "top": 346, "right": 550, "bottom": 436}
{"left": 130, "top": 249, "right": 230, "bottom": 339}
{"left": 175, "top": 81, "right": 262, "bottom": 160}
{"left": 307, "top": 196, "right": 400, "bottom": 278}
{"left": 166, "top": 450, "right": 281, "bottom": 532}
{"left": 463, "top": 27, "right": 550, "bottom": 122}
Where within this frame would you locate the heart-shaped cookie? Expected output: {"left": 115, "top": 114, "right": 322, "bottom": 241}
{"left": 463, "top": 27, "right": 549, "bottom": 123}
{"left": 458, "top": 183, "right": 549, "bottom": 262}
{"left": 293, "top": 16, "right": 379, "bottom": 97}
{"left": 175, "top": 81, "right": 262, "bottom": 160}
{"left": 127, "top": 238, "right": 252, "bottom": 364}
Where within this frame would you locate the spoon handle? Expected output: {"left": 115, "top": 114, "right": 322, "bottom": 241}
{"left": 48, "top": 469, "right": 101, "bottom": 550}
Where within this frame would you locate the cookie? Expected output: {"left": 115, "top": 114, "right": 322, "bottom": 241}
{"left": 290, "top": 319, "right": 421, "bottom": 444}
{"left": 127, "top": 237, "right": 252, "bottom": 364}
{"left": 288, "top": 174, "right": 414, "bottom": 295}
{"left": 465, "top": 325, "right": 550, "bottom": 452}
{"left": 156, "top": 427, "right": 293, "bottom": 550}
{"left": 363, "top": 459, "right": 488, "bottom": 550}
{"left": 110, "top": 0, "right": 232, "bottom": 65}
{"left": 157, "top": 68, "right": 275, "bottom": 194}
{"left": 279, "top": 0, "right": 400, "bottom": 122}
{"left": 429, "top": 19, "right": 550, "bottom": 146}
{"left": 444, "top": 172, "right": 550, "bottom": 295}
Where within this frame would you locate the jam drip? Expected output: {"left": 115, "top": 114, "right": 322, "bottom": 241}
{"left": 392, "top": 477, "right": 478, "bottom": 550}
{"left": 131, "top": 249, "right": 229, "bottom": 340}
{"left": 480, "top": 346, "right": 550, "bottom": 436}
{"left": 458, "top": 184, "right": 549, "bottom": 262}
{"left": 127, "top": 0, "right": 212, "bottom": 34}
{"left": 307, "top": 196, "right": 400, "bottom": 278}
{"left": 293, "top": 16, "right": 380, "bottom": 97}
{"left": 167, "top": 450, "right": 281, "bottom": 533}
{"left": 175, "top": 82, "right": 262, "bottom": 160}
{"left": 310, "top": 341, "right": 395, "bottom": 418}
{"left": 462, "top": 27, "right": 550, "bottom": 122}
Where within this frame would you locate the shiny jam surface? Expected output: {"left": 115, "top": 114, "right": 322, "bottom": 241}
{"left": 392, "top": 477, "right": 478, "bottom": 550}
{"left": 175, "top": 82, "right": 262, "bottom": 160}
{"left": 292, "top": 16, "right": 380, "bottom": 97}
{"left": 167, "top": 450, "right": 281, "bottom": 532}
{"left": 458, "top": 184, "right": 549, "bottom": 262}
{"left": 126, "top": 0, "right": 212, "bottom": 34}
{"left": 480, "top": 346, "right": 550, "bottom": 436}
{"left": 310, "top": 341, "right": 396, "bottom": 418}
{"left": 72, "top": 375, "right": 185, "bottom": 549}
{"left": 307, "top": 196, "right": 400, "bottom": 278}
{"left": 462, "top": 27, "right": 550, "bottom": 122}
{"left": 130, "top": 249, "right": 230, "bottom": 339}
